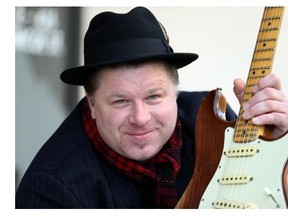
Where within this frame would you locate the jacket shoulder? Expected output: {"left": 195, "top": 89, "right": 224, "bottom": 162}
{"left": 16, "top": 99, "right": 113, "bottom": 208}
{"left": 177, "top": 91, "right": 208, "bottom": 133}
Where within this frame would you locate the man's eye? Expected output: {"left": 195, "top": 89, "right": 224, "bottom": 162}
{"left": 147, "top": 95, "right": 160, "bottom": 100}
{"left": 111, "top": 99, "right": 130, "bottom": 108}
{"left": 114, "top": 99, "right": 127, "bottom": 104}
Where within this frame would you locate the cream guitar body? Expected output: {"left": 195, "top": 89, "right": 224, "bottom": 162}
{"left": 199, "top": 127, "right": 288, "bottom": 209}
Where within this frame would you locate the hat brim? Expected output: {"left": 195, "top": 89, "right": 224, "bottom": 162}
{"left": 60, "top": 53, "right": 198, "bottom": 85}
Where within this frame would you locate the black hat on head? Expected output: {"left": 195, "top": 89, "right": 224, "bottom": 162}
{"left": 60, "top": 7, "right": 199, "bottom": 85}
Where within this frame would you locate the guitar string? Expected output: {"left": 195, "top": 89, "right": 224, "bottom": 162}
{"left": 228, "top": 7, "right": 268, "bottom": 206}
{"left": 239, "top": 7, "right": 276, "bottom": 207}
{"left": 213, "top": 7, "right": 267, "bottom": 206}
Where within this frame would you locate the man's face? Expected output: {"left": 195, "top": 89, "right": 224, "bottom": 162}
{"left": 87, "top": 62, "right": 178, "bottom": 161}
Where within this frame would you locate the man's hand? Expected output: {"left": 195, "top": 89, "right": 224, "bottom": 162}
{"left": 233, "top": 73, "right": 288, "bottom": 138}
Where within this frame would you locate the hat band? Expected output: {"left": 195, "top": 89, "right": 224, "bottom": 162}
{"left": 84, "top": 38, "right": 173, "bottom": 65}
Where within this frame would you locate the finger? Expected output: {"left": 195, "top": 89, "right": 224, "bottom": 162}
{"left": 251, "top": 111, "right": 288, "bottom": 138}
{"left": 243, "top": 87, "right": 287, "bottom": 109}
{"left": 251, "top": 112, "right": 287, "bottom": 127}
{"left": 242, "top": 99, "right": 288, "bottom": 120}
{"left": 233, "top": 78, "right": 246, "bottom": 102}
{"left": 253, "top": 73, "right": 281, "bottom": 93}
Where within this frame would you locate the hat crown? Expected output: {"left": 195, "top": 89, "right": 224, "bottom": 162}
{"left": 84, "top": 7, "right": 166, "bottom": 51}
{"left": 60, "top": 7, "right": 198, "bottom": 85}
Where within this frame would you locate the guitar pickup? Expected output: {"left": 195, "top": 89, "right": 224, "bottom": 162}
{"left": 212, "top": 199, "right": 245, "bottom": 209}
{"left": 218, "top": 174, "right": 253, "bottom": 185}
{"left": 212, "top": 199, "right": 258, "bottom": 209}
{"left": 224, "top": 146, "right": 259, "bottom": 157}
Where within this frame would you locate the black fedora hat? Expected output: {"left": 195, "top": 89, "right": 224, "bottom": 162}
{"left": 60, "top": 7, "right": 198, "bottom": 85}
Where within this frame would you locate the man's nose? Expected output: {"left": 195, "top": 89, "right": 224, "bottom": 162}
{"left": 128, "top": 101, "right": 151, "bottom": 126}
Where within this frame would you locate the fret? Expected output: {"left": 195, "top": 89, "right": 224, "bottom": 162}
{"left": 234, "top": 123, "right": 258, "bottom": 129}
{"left": 254, "top": 48, "right": 275, "bottom": 52}
{"left": 248, "top": 73, "right": 269, "bottom": 77}
{"left": 260, "top": 27, "right": 279, "bottom": 32}
{"left": 235, "top": 126, "right": 255, "bottom": 132}
{"left": 250, "top": 66, "right": 271, "bottom": 71}
{"left": 262, "top": 16, "right": 282, "bottom": 21}
{"left": 241, "top": 91, "right": 254, "bottom": 95}
{"left": 266, "top": 6, "right": 283, "bottom": 9}
{"left": 245, "top": 84, "right": 261, "bottom": 88}
{"left": 257, "top": 38, "right": 276, "bottom": 43}
{"left": 246, "top": 75, "right": 267, "bottom": 81}
{"left": 253, "top": 57, "right": 273, "bottom": 62}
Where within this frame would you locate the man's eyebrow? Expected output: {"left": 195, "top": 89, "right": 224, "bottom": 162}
{"left": 106, "top": 85, "right": 167, "bottom": 98}
{"left": 106, "top": 92, "right": 127, "bottom": 98}
{"left": 147, "top": 86, "right": 166, "bottom": 94}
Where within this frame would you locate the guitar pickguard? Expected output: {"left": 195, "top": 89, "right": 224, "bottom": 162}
{"left": 199, "top": 127, "right": 288, "bottom": 209}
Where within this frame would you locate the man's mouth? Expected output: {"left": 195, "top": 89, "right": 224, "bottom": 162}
{"left": 124, "top": 129, "right": 156, "bottom": 143}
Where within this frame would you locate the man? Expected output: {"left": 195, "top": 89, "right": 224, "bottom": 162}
{"left": 16, "top": 7, "right": 288, "bottom": 208}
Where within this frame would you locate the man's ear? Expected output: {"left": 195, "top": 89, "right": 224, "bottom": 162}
{"left": 85, "top": 92, "right": 96, "bottom": 119}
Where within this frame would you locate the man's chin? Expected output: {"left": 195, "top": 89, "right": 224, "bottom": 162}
{"left": 123, "top": 144, "right": 163, "bottom": 161}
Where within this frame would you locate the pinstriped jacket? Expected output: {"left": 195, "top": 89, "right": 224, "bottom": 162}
{"left": 15, "top": 91, "right": 236, "bottom": 208}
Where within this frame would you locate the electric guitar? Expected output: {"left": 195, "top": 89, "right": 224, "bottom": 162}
{"left": 176, "top": 7, "right": 288, "bottom": 209}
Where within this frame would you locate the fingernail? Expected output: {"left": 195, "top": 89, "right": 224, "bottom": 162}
{"left": 243, "top": 103, "right": 250, "bottom": 110}
{"left": 242, "top": 111, "right": 250, "bottom": 119}
{"left": 252, "top": 117, "right": 260, "bottom": 125}
{"left": 252, "top": 85, "right": 258, "bottom": 93}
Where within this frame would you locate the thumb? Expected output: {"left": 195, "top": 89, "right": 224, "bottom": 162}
{"left": 233, "top": 78, "right": 246, "bottom": 104}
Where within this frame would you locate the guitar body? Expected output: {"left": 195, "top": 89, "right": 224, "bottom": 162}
{"left": 176, "top": 89, "right": 235, "bottom": 208}
{"left": 176, "top": 7, "right": 288, "bottom": 209}
{"left": 176, "top": 89, "right": 288, "bottom": 209}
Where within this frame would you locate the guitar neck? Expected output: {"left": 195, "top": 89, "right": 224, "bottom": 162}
{"left": 234, "top": 7, "right": 284, "bottom": 143}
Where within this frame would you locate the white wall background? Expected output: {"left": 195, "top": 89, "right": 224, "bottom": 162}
{"left": 80, "top": 7, "right": 288, "bottom": 114}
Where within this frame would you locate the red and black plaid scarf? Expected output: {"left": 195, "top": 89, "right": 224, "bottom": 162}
{"left": 82, "top": 99, "right": 182, "bottom": 208}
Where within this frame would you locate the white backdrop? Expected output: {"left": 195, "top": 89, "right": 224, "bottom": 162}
{"left": 80, "top": 7, "right": 288, "bottom": 114}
